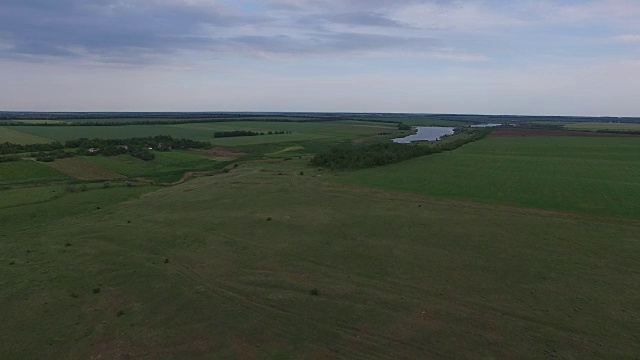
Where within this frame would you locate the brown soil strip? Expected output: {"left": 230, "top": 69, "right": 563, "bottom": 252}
{"left": 491, "top": 128, "right": 640, "bottom": 137}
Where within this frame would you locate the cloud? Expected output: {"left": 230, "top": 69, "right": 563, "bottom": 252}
{"left": 613, "top": 34, "right": 640, "bottom": 42}
{"left": 0, "top": 0, "right": 453, "bottom": 64}
{"left": 0, "top": 0, "right": 265, "bottom": 63}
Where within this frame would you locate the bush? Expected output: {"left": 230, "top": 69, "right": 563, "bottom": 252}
{"left": 310, "top": 288, "right": 319, "bottom": 296}
{"left": 0, "top": 155, "right": 19, "bottom": 163}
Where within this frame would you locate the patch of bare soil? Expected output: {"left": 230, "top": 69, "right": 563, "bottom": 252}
{"left": 491, "top": 128, "right": 640, "bottom": 137}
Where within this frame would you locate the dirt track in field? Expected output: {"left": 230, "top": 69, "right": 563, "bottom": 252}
{"left": 491, "top": 127, "right": 640, "bottom": 137}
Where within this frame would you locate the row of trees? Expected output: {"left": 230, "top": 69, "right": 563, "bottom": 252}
{"left": 0, "top": 154, "right": 19, "bottom": 163}
{"left": 1, "top": 135, "right": 211, "bottom": 162}
{"left": 63, "top": 135, "right": 210, "bottom": 150}
{"left": 1, "top": 141, "right": 66, "bottom": 155}
{"left": 213, "top": 130, "right": 291, "bottom": 138}
{"left": 311, "top": 128, "right": 492, "bottom": 169}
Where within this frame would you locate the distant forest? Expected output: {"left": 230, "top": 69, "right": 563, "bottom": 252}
{"left": 1, "top": 112, "right": 639, "bottom": 125}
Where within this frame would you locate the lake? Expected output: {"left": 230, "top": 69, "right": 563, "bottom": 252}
{"left": 392, "top": 126, "right": 454, "bottom": 143}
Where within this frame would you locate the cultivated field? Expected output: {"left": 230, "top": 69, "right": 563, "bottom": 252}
{"left": 0, "top": 126, "right": 54, "bottom": 144}
{"left": 336, "top": 134, "right": 640, "bottom": 218}
{"left": 42, "top": 157, "right": 126, "bottom": 180}
{"left": 0, "top": 160, "right": 69, "bottom": 185}
{"left": 533, "top": 121, "right": 640, "bottom": 132}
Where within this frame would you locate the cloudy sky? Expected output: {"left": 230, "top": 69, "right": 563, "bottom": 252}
{"left": 1, "top": 0, "right": 639, "bottom": 116}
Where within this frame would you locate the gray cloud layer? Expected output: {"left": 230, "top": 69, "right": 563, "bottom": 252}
{"left": 0, "top": 0, "right": 442, "bottom": 63}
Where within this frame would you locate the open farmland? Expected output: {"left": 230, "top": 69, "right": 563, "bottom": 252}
{"left": 12, "top": 125, "right": 217, "bottom": 142}
{"left": 42, "top": 157, "right": 125, "bottom": 180}
{"left": 0, "top": 127, "right": 53, "bottom": 144}
{"left": 11, "top": 120, "right": 402, "bottom": 147}
{"left": 81, "top": 151, "right": 224, "bottom": 182}
{"left": 2, "top": 117, "right": 640, "bottom": 359}
{"left": 335, "top": 134, "right": 640, "bottom": 218}
{"left": 1, "top": 158, "right": 639, "bottom": 359}
{"left": 0, "top": 160, "right": 69, "bottom": 185}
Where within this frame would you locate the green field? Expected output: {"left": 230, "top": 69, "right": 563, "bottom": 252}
{"left": 335, "top": 135, "right": 640, "bottom": 218}
{"left": 0, "top": 161, "right": 70, "bottom": 185}
{"left": 0, "top": 127, "right": 53, "bottom": 144}
{"left": 0, "top": 186, "right": 64, "bottom": 209}
{"left": 13, "top": 125, "right": 217, "bottom": 142}
{"left": 81, "top": 151, "right": 224, "bottom": 182}
{"left": 1, "top": 159, "right": 639, "bottom": 359}
{"left": 2, "top": 120, "right": 640, "bottom": 359}
{"left": 12, "top": 121, "right": 399, "bottom": 145}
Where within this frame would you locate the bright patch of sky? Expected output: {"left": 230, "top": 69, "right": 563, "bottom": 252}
{"left": 1, "top": 0, "right": 639, "bottom": 116}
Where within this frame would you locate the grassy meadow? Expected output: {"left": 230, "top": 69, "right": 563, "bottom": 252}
{"left": 2, "top": 159, "right": 639, "bottom": 359}
{"left": 2, "top": 119, "right": 640, "bottom": 359}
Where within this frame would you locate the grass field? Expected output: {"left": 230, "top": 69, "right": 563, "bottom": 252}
{"left": 0, "top": 127, "right": 53, "bottom": 144}
{"left": 13, "top": 125, "right": 217, "bottom": 142}
{"left": 82, "top": 151, "right": 224, "bottom": 182}
{"left": 1, "top": 159, "right": 639, "bottom": 359}
{"left": 0, "top": 160, "right": 70, "bottom": 185}
{"left": 12, "top": 121, "right": 400, "bottom": 147}
{"left": 3, "top": 120, "right": 640, "bottom": 359}
{"left": 335, "top": 135, "right": 640, "bottom": 218}
{"left": 42, "top": 157, "right": 125, "bottom": 180}
{"left": 0, "top": 186, "right": 65, "bottom": 209}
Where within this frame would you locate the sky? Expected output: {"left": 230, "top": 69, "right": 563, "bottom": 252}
{"left": 0, "top": 0, "right": 639, "bottom": 116}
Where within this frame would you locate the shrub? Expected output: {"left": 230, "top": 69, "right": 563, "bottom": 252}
{"left": 310, "top": 288, "right": 319, "bottom": 296}
{"left": 93, "top": 288, "right": 101, "bottom": 294}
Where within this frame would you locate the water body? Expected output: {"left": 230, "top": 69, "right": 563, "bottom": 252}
{"left": 392, "top": 126, "right": 455, "bottom": 143}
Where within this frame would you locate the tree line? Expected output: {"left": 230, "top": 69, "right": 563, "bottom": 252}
{"left": 311, "top": 127, "right": 493, "bottom": 169}
{"left": 213, "top": 130, "right": 291, "bottom": 138}
{"left": 0, "top": 135, "right": 211, "bottom": 162}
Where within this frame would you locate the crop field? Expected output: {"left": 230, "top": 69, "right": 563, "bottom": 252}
{"left": 1, "top": 159, "right": 639, "bottom": 359}
{"left": 0, "top": 126, "right": 53, "bottom": 144}
{"left": 335, "top": 135, "right": 640, "bottom": 218}
{"left": 12, "top": 125, "right": 216, "bottom": 142}
{"left": 560, "top": 122, "right": 640, "bottom": 132}
{"left": 42, "top": 157, "right": 126, "bottom": 180}
{"left": 0, "top": 160, "right": 70, "bottom": 185}
{"left": 2, "top": 118, "right": 640, "bottom": 359}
